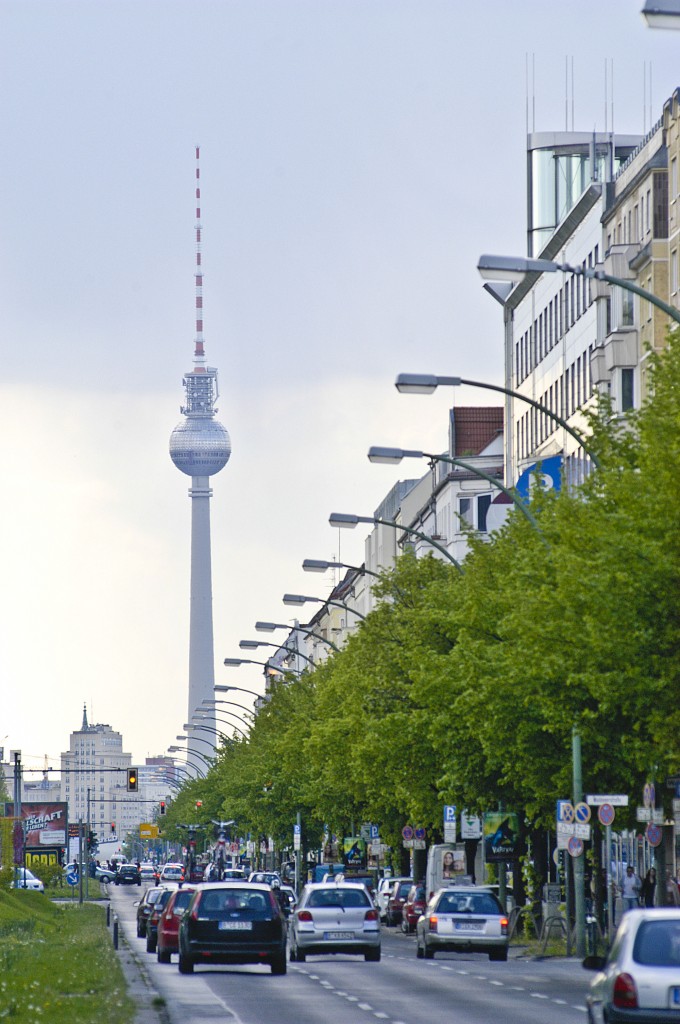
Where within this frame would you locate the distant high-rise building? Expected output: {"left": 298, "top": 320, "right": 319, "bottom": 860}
{"left": 169, "top": 148, "right": 230, "bottom": 769}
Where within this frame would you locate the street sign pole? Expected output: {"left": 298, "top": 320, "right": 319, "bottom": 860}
{"left": 572, "top": 728, "right": 586, "bottom": 958}
{"left": 78, "top": 819, "right": 84, "bottom": 906}
{"left": 606, "top": 824, "right": 613, "bottom": 936}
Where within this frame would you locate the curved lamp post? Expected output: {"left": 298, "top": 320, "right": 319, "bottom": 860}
{"left": 188, "top": 719, "right": 249, "bottom": 742}
{"left": 239, "top": 639, "right": 315, "bottom": 667}
{"left": 367, "top": 446, "right": 548, "bottom": 546}
{"left": 202, "top": 698, "right": 256, "bottom": 719}
{"left": 283, "top": 592, "right": 367, "bottom": 622}
{"left": 224, "top": 657, "right": 301, "bottom": 677}
{"left": 255, "top": 621, "right": 340, "bottom": 653}
{"left": 215, "top": 684, "right": 266, "bottom": 703}
{"left": 167, "top": 748, "right": 207, "bottom": 777}
{"left": 329, "top": 512, "right": 463, "bottom": 572}
{"left": 303, "top": 558, "right": 381, "bottom": 580}
{"left": 168, "top": 744, "right": 212, "bottom": 769}
{"left": 190, "top": 709, "right": 252, "bottom": 737}
{"left": 395, "top": 372, "right": 599, "bottom": 468}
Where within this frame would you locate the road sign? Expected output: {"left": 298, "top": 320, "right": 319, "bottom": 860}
{"left": 643, "top": 782, "right": 655, "bottom": 809}
{"left": 637, "top": 806, "right": 652, "bottom": 822}
{"left": 370, "top": 825, "right": 380, "bottom": 840}
{"left": 293, "top": 823, "right": 301, "bottom": 850}
{"left": 414, "top": 827, "right": 426, "bottom": 841}
{"left": 460, "top": 814, "right": 482, "bottom": 839}
{"left": 646, "top": 823, "right": 663, "bottom": 847}
{"left": 557, "top": 800, "right": 575, "bottom": 823}
{"left": 574, "top": 802, "right": 591, "bottom": 824}
{"left": 568, "top": 836, "right": 584, "bottom": 858}
{"left": 665, "top": 775, "right": 680, "bottom": 789}
{"left": 598, "top": 803, "right": 615, "bottom": 827}
{"left": 587, "top": 794, "right": 628, "bottom": 806}
{"left": 443, "top": 805, "right": 456, "bottom": 824}
{"left": 443, "top": 821, "right": 457, "bottom": 843}
{"left": 402, "top": 825, "right": 414, "bottom": 841}
{"left": 66, "top": 869, "right": 78, "bottom": 886}
{"left": 557, "top": 821, "right": 591, "bottom": 841}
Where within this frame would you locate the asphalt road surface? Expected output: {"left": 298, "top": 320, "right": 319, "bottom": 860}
{"left": 109, "top": 884, "right": 592, "bottom": 1024}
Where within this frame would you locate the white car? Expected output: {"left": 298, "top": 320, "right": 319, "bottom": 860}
{"left": 289, "top": 881, "right": 381, "bottom": 962}
{"left": 584, "top": 907, "right": 680, "bottom": 1023}
{"left": 139, "top": 862, "right": 157, "bottom": 880}
{"left": 11, "top": 867, "right": 44, "bottom": 892}
{"left": 159, "top": 863, "right": 185, "bottom": 883}
{"left": 377, "top": 875, "right": 410, "bottom": 922}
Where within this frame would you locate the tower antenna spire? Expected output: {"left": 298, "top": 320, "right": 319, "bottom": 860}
{"left": 194, "top": 145, "right": 206, "bottom": 366}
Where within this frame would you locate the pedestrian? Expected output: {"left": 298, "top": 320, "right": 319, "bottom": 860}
{"left": 639, "top": 867, "right": 657, "bottom": 908}
{"left": 620, "top": 864, "right": 641, "bottom": 912}
{"left": 665, "top": 870, "right": 680, "bottom": 906}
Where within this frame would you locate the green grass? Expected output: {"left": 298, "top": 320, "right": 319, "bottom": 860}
{"left": 0, "top": 890, "right": 135, "bottom": 1022}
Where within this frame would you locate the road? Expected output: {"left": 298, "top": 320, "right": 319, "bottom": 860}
{"left": 109, "top": 884, "right": 592, "bottom": 1024}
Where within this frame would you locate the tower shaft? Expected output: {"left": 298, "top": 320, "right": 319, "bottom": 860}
{"left": 187, "top": 476, "right": 217, "bottom": 759}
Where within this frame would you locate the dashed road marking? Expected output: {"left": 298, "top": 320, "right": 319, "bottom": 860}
{"left": 357, "top": 1003, "right": 373, "bottom": 1011}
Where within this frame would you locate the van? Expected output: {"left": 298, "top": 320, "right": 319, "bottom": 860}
{"left": 425, "top": 844, "right": 467, "bottom": 899}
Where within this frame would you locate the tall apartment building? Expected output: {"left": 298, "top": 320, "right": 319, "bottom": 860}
{"left": 60, "top": 706, "right": 143, "bottom": 842}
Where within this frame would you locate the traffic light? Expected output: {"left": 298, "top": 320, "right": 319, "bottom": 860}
{"left": 127, "top": 768, "right": 138, "bottom": 792}
{"left": 110, "top": 822, "right": 115, "bottom": 833}
{"left": 159, "top": 801, "right": 166, "bottom": 815}
{"left": 195, "top": 800, "right": 202, "bottom": 809}
{"left": 87, "top": 830, "right": 97, "bottom": 852}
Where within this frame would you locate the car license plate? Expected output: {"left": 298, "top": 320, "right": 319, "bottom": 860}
{"left": 455, "top": 921, "right": 484, "bottom": 931}
{"left": 323, "top": 931, "right": 354, "bottom": 940}
{"left": 672, "top": 987, "right": 680, "bottom": 1007}
{"left": 218, "top": 920, "right": 252, "bottom": 930}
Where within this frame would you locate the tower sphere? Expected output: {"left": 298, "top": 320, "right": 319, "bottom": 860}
{"left": 169, "top": 416, "right": 231, "bottom": 477}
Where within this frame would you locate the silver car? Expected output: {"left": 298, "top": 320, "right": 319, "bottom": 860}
{"left": 289, "top": 882, "right": 381, "bottom": 962}
{"left": 416, "top": 886, "right": 508, "bottom": 961}
{"left": 584, "top": 908, "right": 680, "bottom": 1023}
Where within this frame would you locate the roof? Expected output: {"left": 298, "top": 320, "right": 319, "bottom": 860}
{"left": 450, "top": 407, "right": 503, "bottom": 457}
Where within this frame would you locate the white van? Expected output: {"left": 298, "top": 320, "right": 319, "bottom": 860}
{"left": 425, "top": 844, "right": 467, "bottom": 900}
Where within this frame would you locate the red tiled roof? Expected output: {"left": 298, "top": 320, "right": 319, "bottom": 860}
{"left": 451, "top": 407, "right": 503, "bottom": 457}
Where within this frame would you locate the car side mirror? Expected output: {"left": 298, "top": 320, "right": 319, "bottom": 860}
{"left": 582, "top": 955, "right": 606, "bottom": 971}
{"left": 133, "top": 900, "right": 141, "bottom": 907}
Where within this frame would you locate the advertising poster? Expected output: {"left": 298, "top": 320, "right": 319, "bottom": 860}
{"left": 343, "top": 836, "right": 366, "bottom": 867}
{"left": 5, "top": 802, "right": 68, "bottom": 848}
{"left": 441, "top": 847, "right": 466, "bottom": 878}
{"left": 482, "top": 811, "right": 520, "bottom": 862}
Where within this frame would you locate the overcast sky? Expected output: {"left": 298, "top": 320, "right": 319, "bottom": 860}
{"left": 1, "top": 0, "right": 678, "bottom": 772}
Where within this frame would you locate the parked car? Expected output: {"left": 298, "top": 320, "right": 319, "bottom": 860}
{"left": 583, "top": 907, "right": 680, "bottom": 1023}
{"left": 115, "top": 863, "right": 141, "bottom": 886}
{"left": 10, "top": 867, "right": 44, "bottom": 892}
{"left": 177, "top": 882, "right": 287, "bottom": 975}
{"left": 377, "top": 876, "right": 407, "bottom": 922}
{"left": 145, "top": 886, "right": 178, "bottom": 953}
{"left": 157, "top": 886, "right": 197, "bottom": 963}
{"left": 386, "top": 878, "right": 414, "bottom": 927}
{"left": 136, "top": 887, "right": 165, "bottom": 938}
{"left": 289, "top": 881, "right": 381, "bottom": 962}
{"left": 159, "top": 862, "right": 184, "bottom": 883}
{"left": 416, "top": 886, "right": 508, "bottom": 961}
{"left": 401, "top": 883, "right": 427, "bottom": 933}
{"left": 94, "top": 864, "right": 116, "bottom": 884}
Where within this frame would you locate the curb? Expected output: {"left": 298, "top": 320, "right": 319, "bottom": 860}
{"left": 106, "top": 899, "right": 171, "bottom": 1024}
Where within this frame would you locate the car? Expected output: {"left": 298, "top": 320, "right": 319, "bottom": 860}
{"left": 289, "top": 881, "right": 381, "bottom": 962}
{"left": 280, "top": 885, "right": 297, "bottom": 914}
{"left": 139, "top": 862, "right": 157, "bottom": 881}
{"left": 248, "top": 871, "right": 281, "bottom": 885}
{"left": 115, "top": 863, "right": 142, "bottom": 886}
{"left": 583, "top": 907, "right": 680, "bottom": 1023}
{"left": 177, "top": 881, "right": 287, "bottom": 975}
{"left": 157, "top": 886, "right": 197, "bottom": 963}
{"left": 159, "top": 863, "right": 185, "bottom": 883}
{"left": 145, "top": 886, "right": 179, "bottom": 953}
{"left": 386, "top": 878, "right": 414, "bottom": 927}
{"left": 377, "top": 875, "right": 407, "bottom": 922}
{"left": 10, "top": 867, "right": 44, "bottom": 892}
{"left": 416, "top": 886, "right": 509, "bottom": 961}
{"left": 136, "top": 886, "right": 165, "bottom": 938}
{"left": 401, "top": 883, "right": 427, "bottom": 933}
{"left": 94, "top": 864, "right": 116, "bottom": 883}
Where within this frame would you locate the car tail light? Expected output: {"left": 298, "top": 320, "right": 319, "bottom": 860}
{"left": 613, "top": 973, "right": 638, "bottom": 1009}
{"left": 297, "top": 910, "right": 313, "bottom": 922}
{"left": 428, "top": 916, "right": 438, "bottom": 932}
{"left": 364, "top": 908, "right": 378, "bottom": 922}
{"left": 500, "top": 917, "right": 508, "bottom": 936}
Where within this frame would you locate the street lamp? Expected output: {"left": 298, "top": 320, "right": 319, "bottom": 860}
{"left": 395, "top": 372, "right": 599, "bottom": 468}
{"left": 224, "top": 656, "right": 301, "bottom": 677}
{"left": 202, "top": 698, "right": 256, "bottom": 719}
{"left": 255, "top": 621, "right": 340, "bottom": 653}
{"left": 367, "top": 446, "right": 547, "bottom": 544}
{"left": 642, "top": 0, "right": 680, "bottom": 27}
{"left": 283, "top": 592, "right": 367, "bottom": 621}
{"left": 477, "top": 252, "right": 680, "bottom": 327}
{"left": 215, "top": 684, "right": 266, "bottom": 703}
{"left": 302, "top": 558, "right": 382, "bottom": 580}
{"left": 329, "top": 512, "right": 463, "bottom": 572}
{"left": 190, "top": 708, "right": 252, "bottom": 736}
{"left": 239, "top": 639, "right": 315, "bottom": 666}
{"left": 168, "top": 744, "right": 212, "bottom": 768}
{"left": 167, "top": 749, "right": 208, "bottom": 777}
{"left": 188, "top": 719, "right": 249, "bottom": 742}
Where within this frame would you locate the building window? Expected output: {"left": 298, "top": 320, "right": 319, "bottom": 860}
{"left": 477, "top": 494, "right": 492, "bottom": 533}
{"left": 672, "top": 250, "right": 679, "bottom": 295}
{"left": 458, "top": 498, "right": 473, "bottom": 529}
{"left": 621, "top": 368, "right": 635, "bottom": 411}
{"left": 621, "top": 290, "right": 634, "bottom": 327}
{"left": 672, "top": 157, "right": 678, "bottom": 199}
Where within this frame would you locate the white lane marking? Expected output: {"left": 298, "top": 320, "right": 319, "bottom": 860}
{"left": 531, "top": 992, "right": 548, "bottom": 999}
{"left": 374, "top": 1014, "right": 389, "bottom": 1020}
{"left": 357, "top": 1003, "right": 373, "bottom": 1011}
{"left": 511, "top": 985, "right": 525, "bottom": 991}
{"left": 335, "top": 990, "right": 347, "bottom": 996}
{"left": 572, "top": 1006, "right": 587, "bottom": 1013}
{"left": 320, "top": 980, "right": 334, "bottom": 988}
{"left": 553, "top": 999, "right": 567, "bottom": 1005}
{"left": 346, "top": 995, "right": 359, "bottom": 1002}
{"left": 490, "top": 980, "right": 504, "bottom": 986}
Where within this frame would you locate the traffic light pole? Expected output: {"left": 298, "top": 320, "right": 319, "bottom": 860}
{"left": 86, "top": 788, "right": 91, "bottom": 901}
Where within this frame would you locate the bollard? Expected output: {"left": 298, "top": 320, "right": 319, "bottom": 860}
{"left": 113, "top": 914, "right": 119, "bottom": 950}
{"left": 106, "top": 903, "right": 111, "bottom": 926}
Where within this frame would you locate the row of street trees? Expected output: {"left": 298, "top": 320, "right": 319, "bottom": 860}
{"left": 162, "top": 337, "right": 680, "bottom": 893}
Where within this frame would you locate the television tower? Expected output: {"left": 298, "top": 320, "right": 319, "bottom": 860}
{"left": 169, "top": 148, "right": 231, "bottom": 771}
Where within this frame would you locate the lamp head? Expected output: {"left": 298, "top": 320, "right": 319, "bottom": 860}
{"left": 477, "top": 254, "right": 560, "bottom": 282}
{"left": 255, "top": 621, "right": 278, "bottom": 632}
{"left": 223, "top": 658, "right": 244, "bottom": 666}
{"left": 642, "top": 0, "right": 680, "bottom": 27}
{"left": 395, "top": 373, "right": 441, "bottom": 394}
{"left": 283, "top": 593, "right": 311, "bottom": 606}
{"left": 329, "top": 513, "right": 359, "bottom": 529}
{"left": 302, "top": 559, "right": 332, "bottom": 572}
{"left": 239, "top": 640, "right": 261, "bottom": 649}
{"left": 368, "top": 446, "right": 406, "bottom": 464}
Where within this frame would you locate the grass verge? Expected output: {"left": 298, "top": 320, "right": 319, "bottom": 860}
{"left": 0, "top": 889, "right": 135, "bottom": 1023}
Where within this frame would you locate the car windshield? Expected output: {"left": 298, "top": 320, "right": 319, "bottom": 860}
{"left": 197, "top": 888, "right": 271, "bottom": 916}
{"left": 307, "top": 888, "right": 370, "bottom": 909}
{"left": 633, "top": 920, "right": 680, "bottom": 966}
{"left": 436, "top": 893, "right": 502, "bottom": 915}
{"left": 397, "top": 883, "right": 411, "bottom": 897}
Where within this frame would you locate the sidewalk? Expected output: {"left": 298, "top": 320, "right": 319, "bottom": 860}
{"left": 104, "top": 893, "right": 169, "bottom": 1024}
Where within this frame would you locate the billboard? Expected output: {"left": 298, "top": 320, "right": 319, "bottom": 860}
{"left": 5, "top": 802, "right": 68, "bottom": 847}
{"left": 482, "top": 811, "right": 520, "bottom": 862}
